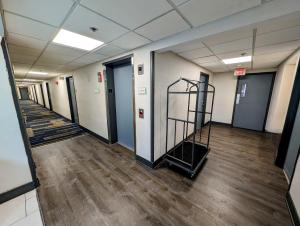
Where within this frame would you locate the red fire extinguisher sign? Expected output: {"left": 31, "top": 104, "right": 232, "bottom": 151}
{"left": 98, "top": 72, "right": 102, "bottom": 83}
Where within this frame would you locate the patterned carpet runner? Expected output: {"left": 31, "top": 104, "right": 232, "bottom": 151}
{"left": 19, "top": 100, "right": 84, "bottom": 146}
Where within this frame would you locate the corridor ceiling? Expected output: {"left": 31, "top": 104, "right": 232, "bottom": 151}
{"left": 1, "top": 0, "right": 299, "bottom": 78}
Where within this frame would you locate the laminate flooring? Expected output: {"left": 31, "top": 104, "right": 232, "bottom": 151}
{"left": 32, "top": 125, "right": 292, "bottom": 226}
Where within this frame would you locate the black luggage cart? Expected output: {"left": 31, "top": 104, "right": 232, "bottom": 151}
{"left": 163, "top": 77, "right": 215, "bottom": 178}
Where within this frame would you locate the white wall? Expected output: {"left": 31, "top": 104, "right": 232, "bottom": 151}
{"left": 290, "top": 155, "right": 300, "bottom": 221}
{"left": 16, "top": 85, "right": 21, "bottom": 99}
{"left": 154, "top": 52, "right": 213, "bottom": 160}
{"left": 42, "top": 82, "right": 50, "bottom": 109}
{"left": 212, "top": 72, "right": 238, "bottom": 124}
{"left": 73, "top": 63, "right": 108, "bottom": 139}
{"left": 0, "top": 38, "right": 33, "bottom": 194}
{"left": 266, "top": 52, "right": 299, "bottom": 133}
{"left": 49, "top": 77, "right": 71, "bottom": 119}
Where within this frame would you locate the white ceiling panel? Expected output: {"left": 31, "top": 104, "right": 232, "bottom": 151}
{"left": 253, "top": 59, "right": 281, "bottom": 69}
{"left": 12, "top": 63, "right": 32, "bottom": 76}
{"left": 256, "top": 11, "right": 300, "bottom": 35}
{"left": 94, "top": 44, "right": 125, "bottom": 56}
{"left": 80, "top": 0, "right": 172, "bottom": 30}
{"left": 2, "top": 0, "right": 74, "bottom": 27}
{"left": 255, "top": 40, "right": 300, "bottom": 56}
{"left": 192, "top": 56, "right": 219, "bottom": 64}
{"left": 4, "top": 12, "right": 57, "bottom": 41}
{"left": 169, "top": 0, "right": 191, "bottom": 6}
{"left": 73, "top": 53, "right": 107, "bottom": 65}
{"left": 253, "top": 50, "right": 293, "bottom": 65}
{"left": 209, "top": 37, "right": 252, "bottom": 54}
{"left": 7, "top": 33, "right": 48, "bottom": 50}
{"left": 201, "top": 27, "right": 253, "bottom": 46}
{"left": 204, "top": 64, "right": 229, "bottom": 73}
{"left": 45, "top": 44, "right": 87, "bottom": 58}
{"left": 178, "top": 0, "right": 261, "bottom": 27}
{"left": 10, "top": 53, "right": 37, "bottom": 64}
{"left": 179, "top": 47, "right": 213, "bottom": 59}
{"left": 37, "top": 52, "right": 78, "bottom": 65}
{"left": 8, "top": 44, "right": 42, "bottom": 57}
{"left": 167, "top": 39, "right": 205, "bottom": 53}
{"left": 256, "top": 26, "right": 300, "bottom": 47}
{"left": 64, "top": 6, "right": 129, "bottom": 43}
{"left": 135, "top": 11, "right": 190, "bottom": 41}
{"left": 216, "top": 49, "right": 252, "bottom": 60}
{"left": 111, "top": 32, "right": 151, "bottom": 50}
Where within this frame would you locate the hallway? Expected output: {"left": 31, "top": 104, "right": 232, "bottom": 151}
{"left": 20, "top": 100, "right": 84, "bottom": 146}
{"left": 33, "top": 125, "right": 291, "bottom": 226}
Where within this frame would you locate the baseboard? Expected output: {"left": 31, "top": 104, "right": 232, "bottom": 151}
{"left": 211, "top": 121, "right": 232, "bottom": 126}
{"left": 0, "top": 181, "right": 37, "bottom": 204}
{"left": 80, "top": 126, "right": 109, "bottom": 144}
{"left": 136, "top": 155, "right": 154, "bottom": 168}
{"left": 136, "top": 154, "right": 164, "bottom": 169}
{"left": 286, "top": 192, "right": 300, "bottom": 226}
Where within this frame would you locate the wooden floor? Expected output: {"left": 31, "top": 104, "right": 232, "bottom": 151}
{"left": 33, "top": 125, "right": 292, "bottom": 226}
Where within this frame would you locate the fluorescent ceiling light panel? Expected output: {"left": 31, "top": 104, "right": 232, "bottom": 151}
{"left": 53, "top": 29, "right": 104, "bottom": 51}
{"left": 222, "top": 56, "right": 252, "bottom": 64}
{"left": 29, "top": 71, "right": 48, "bottom": 75}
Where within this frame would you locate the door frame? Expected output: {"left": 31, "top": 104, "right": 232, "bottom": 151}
{"left": 46, "top": 82, "right": 53, "bottom": 111}
{"left": 231, "top": 72, "right": 276, "bottom": 132}
{"left": 103, "top": 54, "right": 136, "bottom": 155}
{"left": 199, "top": 72, "right": 209, "bottom": 127}
{"left": 33, "top": 85, "right": 38, "bottom": 103}
{"left": 66, "top": 76, "right": 79, "bottom": 123}
{"left": 40, "top": 84, "right": 45, "bottom": 107}
{"left": 0, "top": 38, "right": 39, "bottom": 203}
{"left": 276, "top": 59, "right": 300, "bottom": 168}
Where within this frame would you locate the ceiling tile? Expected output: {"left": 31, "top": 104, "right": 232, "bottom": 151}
{"left": 201, "top": 27, "right": 253, "bottom": 46}
{"left": 192, "top": 56, "right": 219, "bottom": 64}
{"left": 8, "top": 44, "right": 42, "bottom": 57}
{"left": 169, "top": 0, "right": 190, "bottom": 6}
{"left": 64, "top": 6, "right": 129, "bottom": 43}
{"left": 80, "top": 0, "right": 172, "bottom": 29}
{"left": 111, "top": 32, "right": 151, "bottom": 50}
{"left": 253, "top": 50, "right": 293, "bottom": 66}
{"left": 256, "top": 26, "right": 300, "bottom": 47}
{"left": 37, "top": 51, "right": 79, "bottom": 65}
{"left": 12, "top": 63, "right": 32, "bottom": 76}
{"left": 255, "top": 40, "right": 300, "bottom": 56}
{"left": 7, "top": 32, "right": 47, "bottom": 50}
{"left": 168, "top": 39, "right": 205, "bottom": 53}
{"left": 45, "top": 44, "right": 87, "bottom": 57}
{"left": 256, "top": 11, "right": 300, "bottom": 35}
{"left": 179, "top": 47, "right": 213, "bottom": 59}
{"left": 209, "top": 37, "right": 252, "bottom": 54}
{"left": 178, "top": 0, "right": 261, "bottom": 27}
{"left": 227, "top": 62, "right": 251, "bottom": 70}
{"left": 253, "top": 59, "right": 281, "bottom": 69}
{"left": 135, "top": 11, "right": 190, "bottom": 41}
{"left": 94, "top": 44, "right": 125, "bottom": 56}
{"left": 4, "top": 12, "right": 57, "bottom": 41}
{"left": 216, "top": 49, "right": 252, "bottom": 59}
{"left": 2, "top": 0, "right": 74, "bottom": 27}
{"left": 10, "top": 53, "right": 37, "bottom": 64}
{"left": 73, "top": 53, "right": 107, "bottom": 65}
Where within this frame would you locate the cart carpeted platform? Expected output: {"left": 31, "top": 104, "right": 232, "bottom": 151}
{"left": 19, "top": 100, "right": 84, "bottom": 146}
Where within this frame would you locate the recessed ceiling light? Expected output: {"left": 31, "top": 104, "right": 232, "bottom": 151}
{"left": 28, "top": 71, "right": 48, "bottom": 75}
{"left": 53, "top": 29, "right": 104, "bottom": 51}
{"left": 222, "top": 56, "right": 252, "bottom": 64}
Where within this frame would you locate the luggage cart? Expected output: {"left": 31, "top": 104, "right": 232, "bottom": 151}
{"left": 163, "top": 77, "right": 215, "bottom": 178}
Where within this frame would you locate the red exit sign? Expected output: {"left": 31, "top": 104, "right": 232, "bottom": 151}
{"left": 234, "top": 68, "right": 246, "bottom": 76}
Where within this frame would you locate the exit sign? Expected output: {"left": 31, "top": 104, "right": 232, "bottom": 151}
{"left": 234, "top": 68, "right": 246, "bottom": 76}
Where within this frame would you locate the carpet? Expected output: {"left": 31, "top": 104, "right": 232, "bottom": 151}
{"left": 19, "top": 100, "right": 84, "bottom": 146}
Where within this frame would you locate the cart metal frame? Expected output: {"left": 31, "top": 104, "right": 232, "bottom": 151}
{"left": 164, "top": 77, "right": 215, "bottom": 178}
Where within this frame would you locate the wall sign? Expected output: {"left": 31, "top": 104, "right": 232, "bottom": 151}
{"left": 98, "top": 72, "right": 102, "bottom": 83}
{"left": 234, "top": 68, "right": 246, "bottom": 76}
